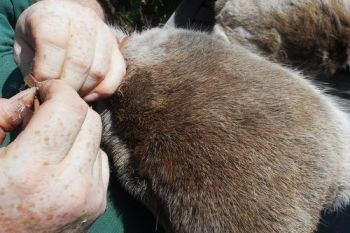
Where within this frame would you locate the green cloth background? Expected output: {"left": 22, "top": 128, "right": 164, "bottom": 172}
{"left": 0, "top": 1, "right": 157, "bottom": 232}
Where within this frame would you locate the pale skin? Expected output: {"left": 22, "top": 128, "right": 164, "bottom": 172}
{"left": 14, "top": 0, "right": 126, "bottom": 102}
{"left": 0, "top": 0, "right": 126, "bottom": 231}
{"left": 0, "top": 81, "right": 109, "bottom": 232}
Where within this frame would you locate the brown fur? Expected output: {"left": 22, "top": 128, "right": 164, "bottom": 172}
{"left": 215, "top": 0, "right": 350, "bottom": 79}
{"left": 99, "top": 28, "right": 350, "bottom": 233}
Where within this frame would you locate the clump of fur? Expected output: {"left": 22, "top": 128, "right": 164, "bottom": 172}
{"left": 215, "top": 0, "right": 350, "bottom": 79}
{"left": 100, "top": 28, "right": 350, "bottom": 233}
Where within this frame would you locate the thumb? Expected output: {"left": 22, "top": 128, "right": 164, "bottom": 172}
{"left": 0, "top": 88, "right": 37, "bottom": 143}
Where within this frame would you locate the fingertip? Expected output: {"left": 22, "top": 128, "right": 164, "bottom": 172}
{"left": 86, "top": 48, "right": 126, "bottom": 100}
{"left": 111, "top": 46, "right": 127, "bottom": 87}
{"left": 9, "top": 87, "right": 37, "bottom": 106}
{"left": 114, "top": 47, "right": 127, "bottom": 77}
{"left": 83, "top": 93, "right": 99, "bottom": 103}
{"left": 0, "top": 88, "right": 37, "bottom": 133}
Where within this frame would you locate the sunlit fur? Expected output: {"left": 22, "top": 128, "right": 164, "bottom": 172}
{"left": 215, "top": 0, "right": 350, "bottom": 79}
{"left": 100, "top": 27, "right": 350, "bottom": 233}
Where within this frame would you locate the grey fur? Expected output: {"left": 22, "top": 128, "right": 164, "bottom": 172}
{"left": 100, "top": 27, "right": 350, "bottom": 233}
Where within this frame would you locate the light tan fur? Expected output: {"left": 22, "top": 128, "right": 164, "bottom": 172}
{"left": 215, "top": 0, "right": 350, "bottom": 79}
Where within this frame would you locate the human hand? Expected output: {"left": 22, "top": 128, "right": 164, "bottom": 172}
{"left": 0, "top": 80, "right": 109, "bottom": 232}
{"left": 14, "top": 0, "right": 126, "bottom": 102}
{"left": 0, "top": 88, "right": 36, "bottom": 143}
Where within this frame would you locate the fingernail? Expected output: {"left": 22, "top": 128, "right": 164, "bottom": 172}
{"left": 84, "top": 93, "right": 99, "bottom": 103}
{"left": 9, "top": 88, "right": 37, "bottom": 108}
{"left": 24, "top": 74, "right": 39, "bottom": 87}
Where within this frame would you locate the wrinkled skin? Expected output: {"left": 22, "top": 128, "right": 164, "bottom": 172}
{"left": 0, "top": 80, "right": 109, "bottom": 233}
{"left": 14, "top": 0, "right": 126, "bottom": 102}
{"left": 0, "top": 0, "right": 128, "bottom": 231}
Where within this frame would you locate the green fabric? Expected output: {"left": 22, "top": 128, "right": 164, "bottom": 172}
{"left": 0, "top": 0, "right": 34, "bottom": 144}
{"left": 0, "top": 1, "right": 157, "bottom": 232}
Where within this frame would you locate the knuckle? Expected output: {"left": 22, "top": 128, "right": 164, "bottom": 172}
{"left": 101, "top": 89, "right": 115, "bottom": 96}
{"left": 68, "top": 56, "right": 91, "bottom": 73}
{"left": 88, "top": 69, "right": 105, "bottom": 82}
{"left": 64, "top": 98, "right": 88, "bottom": 114}
{"left": 105, "top": 88, "right": 116, "bottom": 96}
{"left": 98, "top": 84, "right": 117, "bottom": 96}
{"left": 44, "top": 82, "right": 88, "bottom": 112}
{"left": 33, "top": 69, "right": 57, "bottom": 81}
{"left": 26, "top": 6, "right": 41, "bottom": 22}
{"left": 26, "top": 9, "right": 49, "bottom": 32}
{"left": 27, "top": 17, "right": 69, "bottom": 49}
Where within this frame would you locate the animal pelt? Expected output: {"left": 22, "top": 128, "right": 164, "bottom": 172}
{"left": 99, "top": 28, "right": 350, "bottom": 233}
{"left": 215, "top": 0, "right": 350, "bottom": 80}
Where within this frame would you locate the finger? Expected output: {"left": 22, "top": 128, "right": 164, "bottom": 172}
{"left": 86, "top": 150, "right": 108, "bottom": 220}
{"left": 21, "top": 108, "right": 34, "bottom": 130}
{"left": 92, "top": 149, "right": 102, "bottom": 179}
{"left": 8, "top": 80, "right": 88, "bottom": 163}
{"left": 0, "top": 88, "right": 36, "bottom": 143}
{"left": 61, "top": 17, "right": 97, "bottom": 91}
{"left": 100, "top": 150, "right": 110, "bottom": 191}
{"left": 14, "top": 8, "right": 35, "bottom": 78}
{"left": 26, "top": 13, "right": 69, "bottom": 81}
{"left": 63, "top": 108, "right": 102, "bottom": 168}
{"left": 13, "top": 37, "right": 34, "bottom": 78}
{"left": 83, "top": 44, "right": 126, "bottom": 102}
{"left": 78, "top": 25, "right": 112, "bottom": 96}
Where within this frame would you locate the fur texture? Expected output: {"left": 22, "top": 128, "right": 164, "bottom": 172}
{"left": 100, "top": 28, "right": 350, "bottom": 233}
{"left": 215, "top": 0, "right": 350, "bottom": 79}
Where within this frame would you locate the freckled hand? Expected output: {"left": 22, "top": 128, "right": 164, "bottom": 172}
{"left": 0, "top": 88, "right": 36, "bottom": 143}
{"left": 0, "top": 80, "right": 109, "bottom": 232}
